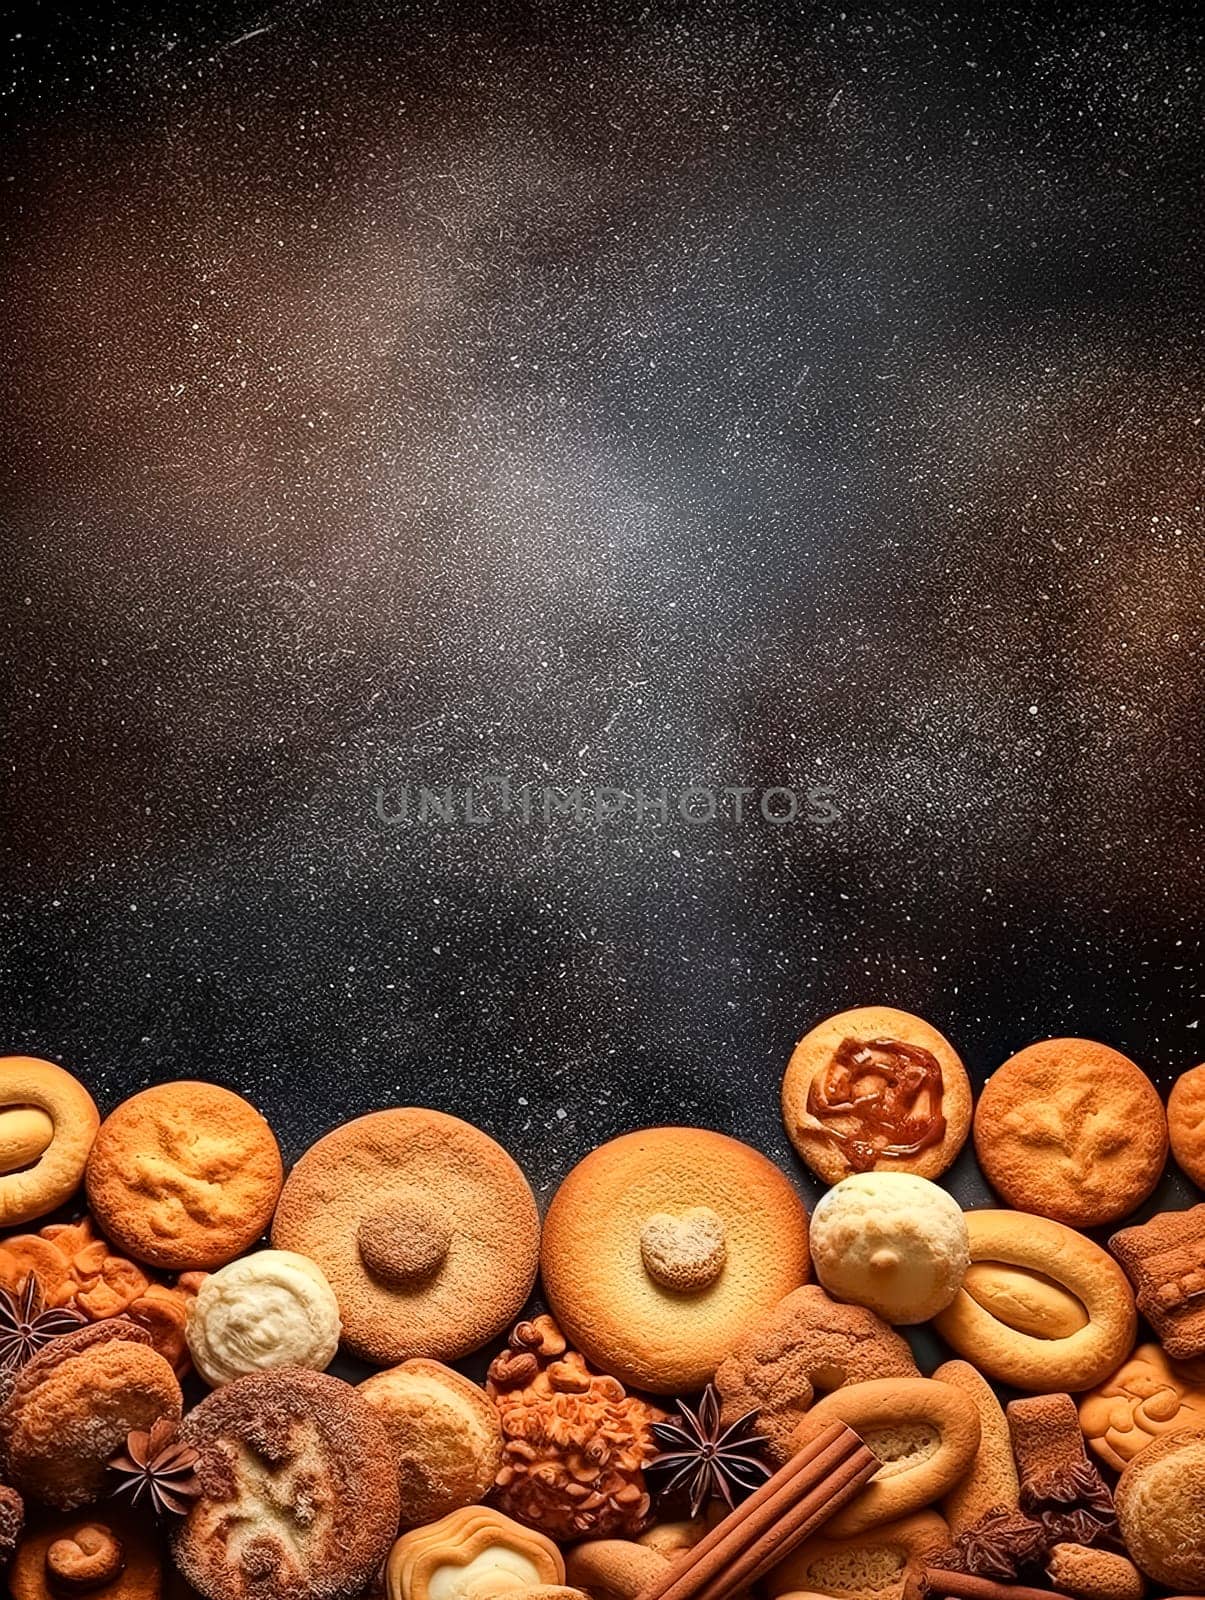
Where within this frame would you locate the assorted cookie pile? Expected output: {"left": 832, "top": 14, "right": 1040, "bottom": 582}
{"left": 1, "top": 1007, "right": 1205, "bottom": 1600}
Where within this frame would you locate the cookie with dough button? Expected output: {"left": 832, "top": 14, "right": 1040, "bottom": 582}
{"left": 0, "top": 1057, "right": 99, "bottom": 1227}
{"left": 540, "top": 1126, "right": 810, "bottom": 1393}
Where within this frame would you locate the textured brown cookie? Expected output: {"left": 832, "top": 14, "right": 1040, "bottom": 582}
{"left": 1169, "top": 1063, "right": 1205, "bottom": 1186}
{"left": 974, "top": 1039, "right": 1167, "bottom": 1226}
{"left": 542, "top": 1127, "right": 809, "bottom": 1394}
{"left": 86, "top": 1082, "right": 283, "bottom": 1270}
{"left": 933, "top": 1210, "right": 1136, "bottom": 1392}
{"left": 0, "top": 1057, "right": 99, "bottom": 1227}
{"left": 1045, "top": 1544, "right": 1146, "bottom": 1600}
{"left": 781, "top": 1007, "right": 971, "bottom": 1184}
{"left": 9, "top": 1512, "right": 162, "bottom": 1600}
{"left": 0, "top": 1320, "right": 182, "bottom": 1509}
{"left": 1110, "top": 1204, "right": 1205, "bottom": 1360}
{"left": 1008, "top": 1392, "right": 1119, "bottom": 1550}
{"left": 358, "top": 1358, "right": 502, "bottom": 1528}
{"left": 787, "top": 1378, "right": 981, "bottom": 1538}
{"left": 716, "top": 1284, "right": 918, "bottom": 1464}
{"left": 765, "top": 1511, "right": 950, "bottom": 1600}
{"left": 1079, "top": 1341, "right": 1205, "bottom": 1471}
{"left": 1114, "top": 1426, "right": 1205, "bottom": 1589}
{"left": 173, "top": 1367, "right": 399, "bottom": 1600}
{"left": 932, "top": 1360, "right": 1019, "bottom": 1536}
{"left": 272, "top": 1108, "right": 539, "bottom": 1365}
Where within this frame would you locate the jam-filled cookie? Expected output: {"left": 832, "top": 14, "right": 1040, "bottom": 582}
{"left": 974, "top": 1038, "right": 1167, "bottom": 1227}
{"left": 86, "top": 1082, "right": 283, "bottom": 1270}
{"left": 173, "top": 1367, "right": 399, "bottom": 1600}
{"left": 541, "top": 1127, "right": 809, "bottom": 1394}
{"left": 272, "top": 1109, "right": 539, "bottom": 1365}
{"left": 781, "top": 1007, "right": 971, "bottom": 1184}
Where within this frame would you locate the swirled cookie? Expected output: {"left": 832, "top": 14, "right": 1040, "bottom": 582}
{"left": 173, "top": 1367, "right": 399, "bottom": 1600}
{"left": 186, "top": 1250, "right": 340, "bottom": 1387}
{"left": 86, "top": 1082, "right": 283, "bottom": 1270}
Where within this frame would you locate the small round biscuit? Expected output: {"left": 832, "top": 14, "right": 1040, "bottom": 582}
{"left": 0, "top": 1057, "right": 99, "bottom": 1227}
{"left": 781, "top": 1007, "right": 971, "bottom": 1184}
{"left": 809, "top": 1173, "right": 968, "bottom": 1324}
{"left": 541, "top": 1127, "right": 810, "bottom": 1393}
{"left": 974, "top": 1038, "right": 1167, "bottom": 1226}
{"left": 86, "top": 1082, "right": 283, "bottom": 1270}
{"left": 1115, "top": 1426, "right": 1205, "bottom": 1589}
{"left": 786, "top": 1378, "right": 981, "bottom": 1538}
{"left": 932, "top": 1210, "right": 1137, "bottom": 1392}
{"left": 174, "top": 1367, "right": 399, "bottom": 1600}
{"left": 0, "top": 1320, "right": 182, "bottom": 1509}
{"left": 715, "top": 1284, "right": 918, "bottom": 1463}
{"left": 359, "top": 1359, "right": 503, "bottom": 1527}
{"left": 9, "top": 1513, "right": 162, "bottom": 1600}
{"left": 272, "top": 1109, "right": 539, "bottom": 1366}
{"left": 186, "top": 1249, "right": 341, "bottom": 1387}
{"left": 1169, "top": 1062, "right": 1205, "bottom": 1188}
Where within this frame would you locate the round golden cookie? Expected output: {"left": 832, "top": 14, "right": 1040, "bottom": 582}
{"left": 358, "top": 1358, "right": 503, "bottom": 1527}
{"left": 1115, "top": 1426, "right": 1205, "bottom": 1589}
{"left": 781, "top": 1007, "right": 971, "bottom": 1183}
{"left": 272, "top": 1109, "right": 539, "bottom": 1365}
{"left": 384, "top": 1506, "right": 564, "bottom": 1600}
{"left": 86, "top": 1082, "right": 283, "bottom": 1270}
{"left": 174, "top": 1367, "right": 399, "bottom": 1600}
{"left": 1169, "top": 1062, "right": 1205, "bottom": 1188}
{"left": 0, "top": 1320, "right": 182, "bottom": 1509}
{"left": 9, "top": 1512, "right": 162, "bottom": 1600}
{"left": 765, "top": 1510, "right": 950, "bottom": 1600}
{"left": 974, "top": 1038, "right": 1167, "bottom": 1226}
{"left": 541, "top": 1127, "right": 810, "bottom": 1394}
{"left": 0, "top": 1057, "right": 99, "bottom": 1227}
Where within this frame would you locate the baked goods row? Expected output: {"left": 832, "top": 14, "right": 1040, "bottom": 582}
{"left": 1, "top": 1006, "right": 1205, "bottom": 1600}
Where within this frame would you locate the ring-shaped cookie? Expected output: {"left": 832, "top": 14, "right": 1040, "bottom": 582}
{"left": 0, "top": 1057, "right": 99, "bottom": 1227}
{"left": 932, "top": 1210, "right": 1136, "bottom": 1392}
{"left": 765, "top": 1511, "right": 951, "bottom": 1600}
{"left": 788, "top": 1378, "right": 981, "bottom": 1537}
{"left": 385, "top": 1507, "right": 564, "bottom": 1600}
{"left": 541, "top": 1127, "right": 810, "bottom": 1393}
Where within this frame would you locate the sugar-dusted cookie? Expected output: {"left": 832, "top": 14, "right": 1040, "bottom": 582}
{"left": 541, "top": 1127, "right": 809, "bottom": 1393}
{"left": 0, "top": 1057, "right": 99, "bottom": 1227}
{"left": 974, "top": 1038, "right": 1167, "bottom": 1227}
{"left": 272, "top": 1108, "right": 539, "bottom": 1366}
{"left": 781, "top": 1007, "right": 971, "bottom": 1184}
{"left": 173, "top": 1367, "right": 399, "bottom": 1600}
{"left": 1169, "top": 1062, "right": 1205, "bottom": 1187}
{"left": 359, "top": 1358, "right": 503, "bottom": 1528}
{"left": 86, "top": 1082, "right": 283, "bottom": 1270}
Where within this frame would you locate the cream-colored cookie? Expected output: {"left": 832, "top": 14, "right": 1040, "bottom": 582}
{"left": 359, "top": 1359, "right": 502, "bottom": 1528}
{"left": 932, "top": 1360, "right": 1019, "bottom": 1535}
{"left": 0, "top": 1057, "right": 99, "bottom": 1227}
{"left": 782, "top": 1008, "right": 971, "bottom": 1184}
{"left": 384, "top": 1507, "right": 564, "bottom": 1600}
{"left": 541, "top": 1127, "right": 810, "bottom": 1393}
{"left": 809, "top": 1174, "right": 968, "bottom": 1324}
{"left": 185, "top": 1249, "right": 340, "bottom": 1387}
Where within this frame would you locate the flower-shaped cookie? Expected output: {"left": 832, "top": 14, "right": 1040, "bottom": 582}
{"left": 384, "top": 1506, "right": 564, "bottom": 1600}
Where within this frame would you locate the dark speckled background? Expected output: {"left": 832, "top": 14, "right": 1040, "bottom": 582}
{"left": 1, "top": 0, "right": 1203, "bottom": 1275}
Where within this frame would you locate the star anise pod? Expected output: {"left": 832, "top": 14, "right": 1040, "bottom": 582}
{"left": 0, "top": 1275, "right": 85, "bottom": 1373}
{"left": 108, "top": 1418, "right": 202, "bottom": 1517}
{"left": 648, "top": 1384, "right": 771, "bottom": 1518}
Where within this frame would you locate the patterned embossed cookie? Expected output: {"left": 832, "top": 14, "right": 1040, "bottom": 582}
{"left": 974, "top": 1038, "right": 1167, "bottom": 1227}
{"left": 86, "top": 1082, "right": 283, "bottom": 1270}
{"left": 173, "top": 1367, "right": 399, "bottom": 1600}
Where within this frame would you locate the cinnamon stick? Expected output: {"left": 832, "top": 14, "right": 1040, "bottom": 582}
{"left": 924, "top": 1569, "right": 1075, "bottom": 1600}
{"left": 640, "top": 1422, "right": 873, "bottom": 1600}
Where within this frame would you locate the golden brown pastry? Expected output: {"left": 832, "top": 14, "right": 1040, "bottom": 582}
{"left": 9, "top": 1512, "right": 162, "bottom": 1600}
{"left": 932, "top": 1360, "right": 1019, "bottom": 1535}
{"left": 541, "top": 1127, "right": 809, "bottom": 1393}
{"left": 86, "top": 1082, "right": 283, "bottom": 1270}
{"left": 931, "top": 1210, "right": 1136, "bottom": 1391}
{"left": 1045, "top": 1543, "right": 1146, "bottom": 1600}
{"left": 1114, "top": 1426, "right": 1205, "bottom": 1589}
{"left": 0, "top": 1320, "right": 181, "bottom": 1509}
{"left": 1168, "top": 1061, "right": 1205, "bottom": 1187}
{"left": 486, "top": 1315, "right": 663, "bottom": 1541}
{"left": 765, "top": 1511, "right": 950, "bottom": 1600}
{"left": 359, "top": 1358, "right": 502, "bottom": 1527}
{"left": 781, "top": 1007, "right": 971, "bottom": 1183}
{"left": 0, "top": 1057, "right": 99, "bottom": 1228}
{"left": 1079, "top": 1342, "right": 1205, "bottom": 1471}
{"left": 384, "top": 1506, "right": 564, "bottom": 1600}
{"left": 272, "top": 1108, "right": 539, "bottom": 1365}
{"left": 173, "top": 1367, "right": 399, "bottom": 1600}
{"left": 715, "top": 1285, "right": 918, "bottom": 1463}
{"left": 973, "top": 1038, "right": 1167, "bottom": 1227}
{"left": 787, "top": 1378, "right": 981, "bottom": 1537}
